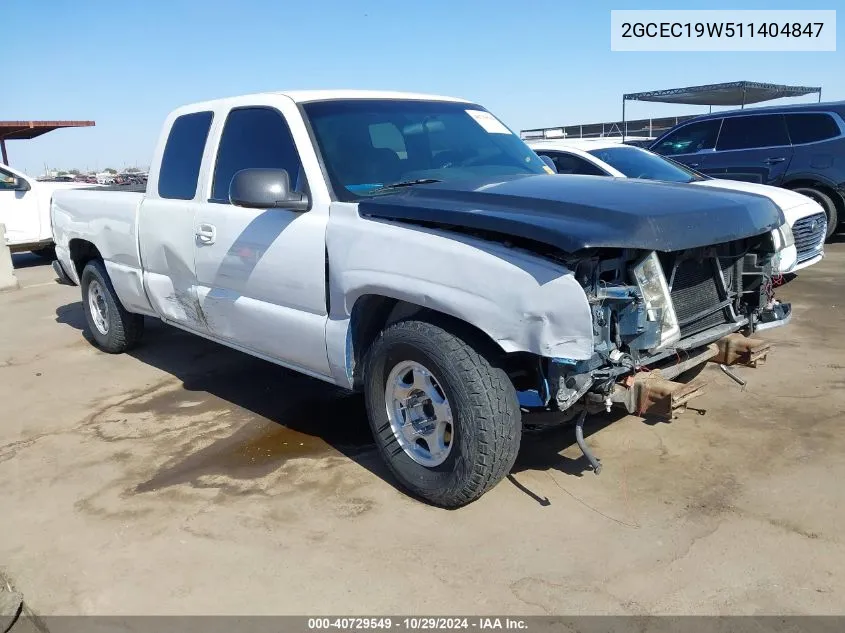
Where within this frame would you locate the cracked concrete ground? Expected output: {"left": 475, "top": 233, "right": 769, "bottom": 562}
{"left": 1, "top": 244, "right": 844, "bottom": 616}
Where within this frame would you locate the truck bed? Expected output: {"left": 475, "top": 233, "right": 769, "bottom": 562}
{"left": 93, "top": 184, "right": 148, "bottom": 193}
{"left": 52, "top": 188, "right": 145, "bottom": 273}
{"left": 51, "top": 186, "right": 154, "bottom": 315}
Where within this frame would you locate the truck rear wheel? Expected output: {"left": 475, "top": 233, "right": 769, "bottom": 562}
{"left": 363, "top": 317, "right": 521, "bottom": 508}
{"left": 80, "top": 260, "right": 144, "bottom": 353}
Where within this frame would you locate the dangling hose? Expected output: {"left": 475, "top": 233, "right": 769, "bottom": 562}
{"left": 575, "top": 409, "right": 602, "bottom": 475}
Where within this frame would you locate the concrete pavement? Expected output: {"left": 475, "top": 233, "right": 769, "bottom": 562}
{"left": 1, "top": 246, "right": 844, "bottom": 615}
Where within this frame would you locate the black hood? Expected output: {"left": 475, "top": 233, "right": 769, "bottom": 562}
{"left": 357, "top": 174, "right": 784, "bottom": 253}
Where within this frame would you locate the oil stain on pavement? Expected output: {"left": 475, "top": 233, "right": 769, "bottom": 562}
{"left": 82, "top": 349, "right": 378, "bottom": 500}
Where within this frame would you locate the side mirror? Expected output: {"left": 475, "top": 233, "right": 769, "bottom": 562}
{"left": 539, "top": 155, "right": 557, "bottom": 173}
{"left": 13, "top": 177, "right": 31, "bottom": 192}
{"left": 229, "top": 168, "right": 309, "bottom": 211}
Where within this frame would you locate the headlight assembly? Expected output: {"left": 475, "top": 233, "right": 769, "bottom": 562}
{"left": 770, "top": 224, "right": 797, "bottom": 273}
{"left": 631, "top": 251, "right": 681, "bottom": 351}
{"left": 771, "top": 223, "right": 795, "bottom": 250}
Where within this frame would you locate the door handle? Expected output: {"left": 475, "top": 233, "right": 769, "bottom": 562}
{"left": 687, "top": 163, "right": 700, "bottom": 168}
{"left": 196, "top": 223, "right": 216, "bottom": 245}
{"left": 763, "top": 157, "right": 786, "bottom": 165}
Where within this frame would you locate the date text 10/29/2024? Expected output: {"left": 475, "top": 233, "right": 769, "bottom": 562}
{"left": 308, "top": 618, "right": 528, "bottom": 631}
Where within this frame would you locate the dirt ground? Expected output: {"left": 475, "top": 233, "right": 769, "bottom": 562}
{"left": 1, "top": 243, "right": 844, "bottom": 616}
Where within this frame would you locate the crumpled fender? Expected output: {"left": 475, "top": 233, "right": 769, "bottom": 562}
{"left": 324, "top": 203, "right": 594, "bottom": 388}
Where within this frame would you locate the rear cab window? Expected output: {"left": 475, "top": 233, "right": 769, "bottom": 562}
{"left": 158, "top": 111, "right": 214, "bottom": 200}
{"left": 716, "top": 114, "right": 789, "bottom": 151}
{"left": 786, "top": 113, "right": 842, "bottom": 144}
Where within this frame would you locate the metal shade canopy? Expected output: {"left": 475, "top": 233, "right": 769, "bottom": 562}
{"left": 0, "top": 120, "right": 95, "bottom": 164}
{"left": 621, "top": 81, "right": 822, "bottom": 141}
{"left": 624, "top": 81, "right": 822, "bottom": 107}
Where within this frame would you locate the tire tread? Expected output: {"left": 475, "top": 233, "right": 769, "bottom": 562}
{"left": 81, "top": 260, "right": 144, "bottom": 353}
{"left": 364, "top": 317, "right": 520, "bottom": 507}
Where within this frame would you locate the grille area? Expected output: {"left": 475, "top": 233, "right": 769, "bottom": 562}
{"left": 669, "top": 257, "right": 741, "bottom": 338}
{"left": 793, "top": 212, "right": 826, "bottom": 263}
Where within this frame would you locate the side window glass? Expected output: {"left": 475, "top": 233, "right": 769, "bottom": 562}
{"left": 212, "top": 107, "right": 304, "bottom": 203}
{"left": 158, "top": 111, "right": 213, "bottom": 200}
{"left": 542, "top": 152, "right": 607, "bottom": 176}
{"left": 369, "top": 122, "right": 407, "bottom": 159}
{"left": 716, "top": 115, "right": 789, "bottom": 151}
{"left": 653, "top": 120, "right": 721, "bottom": 156}
{"left": 786, "top": 113, "right": 841, "bottom": 144}
{"left": 0, "top": 168, "right": 17, "bottom": 190}
{"left": 571, "top": 156, "right": 608, "bottom": 176}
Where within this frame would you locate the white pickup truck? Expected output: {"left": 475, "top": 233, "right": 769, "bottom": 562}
{"left": 0, "top": 163, "right": 92, "bottom": 257}
{"left": 52, "top": 90, "right": 793, "bottom": 507}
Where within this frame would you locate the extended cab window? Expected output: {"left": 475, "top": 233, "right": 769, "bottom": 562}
{"left": 540, "top": 152, "right": 606, "bottom": 176}
{"left": 652, "top": 119, "right": 721, "bottom": 156}
{"left": 158, "top": 111, "right": 213, "bottom": 200}
{"left": 716, "top": 114, "right": 789, "bottom": 151}
{"left": 211, "top": 107, "right": 304, "bottom": 203}
{"left": 786, "top": 113, "right": 841, "bottom": 144}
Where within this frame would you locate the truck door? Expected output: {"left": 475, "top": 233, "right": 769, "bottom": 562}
{"left": 0, "top": 166, "right": 40, "bottom": 246}
{"left": 138, "top": 110, "right": 213, "bottom": 330}
{"left": 703, "top": 114, "right": 794, "bottom": 185}
{"left": 193, "top": 104, "right": 331, "bottom": 378}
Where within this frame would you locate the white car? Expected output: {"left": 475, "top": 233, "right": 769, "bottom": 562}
{"left": 528, "top": 139, "right": 826, "bottom": 273}
{"left": 0, "top": 163, "right": 95, "bottom": 257}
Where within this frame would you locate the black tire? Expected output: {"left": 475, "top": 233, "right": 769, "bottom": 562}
{"left": 80, "top": 259, "right": 144, "bottom": 353}
{"left": 31, "top": 245, "right": 56, "bottom": 260}
{"left": 791, "top": 186, "right": 839, "bottom": 240}
{"left": 363, "top": 317, "right": 521, "bottom": 508}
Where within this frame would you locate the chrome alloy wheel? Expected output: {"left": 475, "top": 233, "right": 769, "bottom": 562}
{"left": 385, "top": 360, "right": 454, "bottom": 467}
{"left": 87, "top": 279, "right": 110, "bottom": 335}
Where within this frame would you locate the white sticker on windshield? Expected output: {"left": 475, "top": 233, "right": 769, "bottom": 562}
{"left": 465, "top": 110, "right": 512, "bottom": 134}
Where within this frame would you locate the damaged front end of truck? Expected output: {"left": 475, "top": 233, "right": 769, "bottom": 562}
{"left": 517, "top": 229, "right": 791, "bottom": 471}
{"left": 358, "top": 173, "right": 794, "bottom": 470}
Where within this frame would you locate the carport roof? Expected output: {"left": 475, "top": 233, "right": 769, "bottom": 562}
{"left": 623, "top": 81, "right": 822, "bottom": 107}
{"left": 0, "top": 120, "right": 95, "bottom": 141}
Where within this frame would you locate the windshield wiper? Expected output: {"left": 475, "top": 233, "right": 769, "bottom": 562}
{"left": 369, "top": 178, "right": 442, "bottom": 194}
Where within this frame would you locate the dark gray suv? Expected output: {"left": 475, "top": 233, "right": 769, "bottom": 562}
{"left": 650, "top": 101, "right": 845, "bottom": 240}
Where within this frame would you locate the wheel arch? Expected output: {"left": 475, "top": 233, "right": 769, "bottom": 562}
{"left": 68, "top": 238, "right": 103, "bottom": 280}
{"left": 347, "top": 294, "right": 507, "bottom": 390}
{"left": 782, "top": 177, "right": 844, "bottom": 220}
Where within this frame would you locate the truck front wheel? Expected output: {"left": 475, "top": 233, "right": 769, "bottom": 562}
{"left": 80, "top": 260, "right": 144, "bottom": 353}
{"left": 363, "top": 318, "right": 521, "bottom": 508}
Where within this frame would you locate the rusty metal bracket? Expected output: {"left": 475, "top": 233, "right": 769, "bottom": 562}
{"left": 612, "top": 371, "right": 708, "bottom": 418}
{"left": 712, "top": 333, "right": 770, "bottom": 368}
{"left": 656, "top": 343, "right": 718, "bottom": 381}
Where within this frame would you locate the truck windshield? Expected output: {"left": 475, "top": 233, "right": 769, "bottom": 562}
{"left": 301, "top": 99, "right": 548, "bottom": 201}
{"left": 586, "top": 146, "right": 706, "bottom": 184}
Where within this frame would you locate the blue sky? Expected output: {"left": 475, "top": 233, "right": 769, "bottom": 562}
{"left": 3, "top": 0, "right": 843, "bottom": 175}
